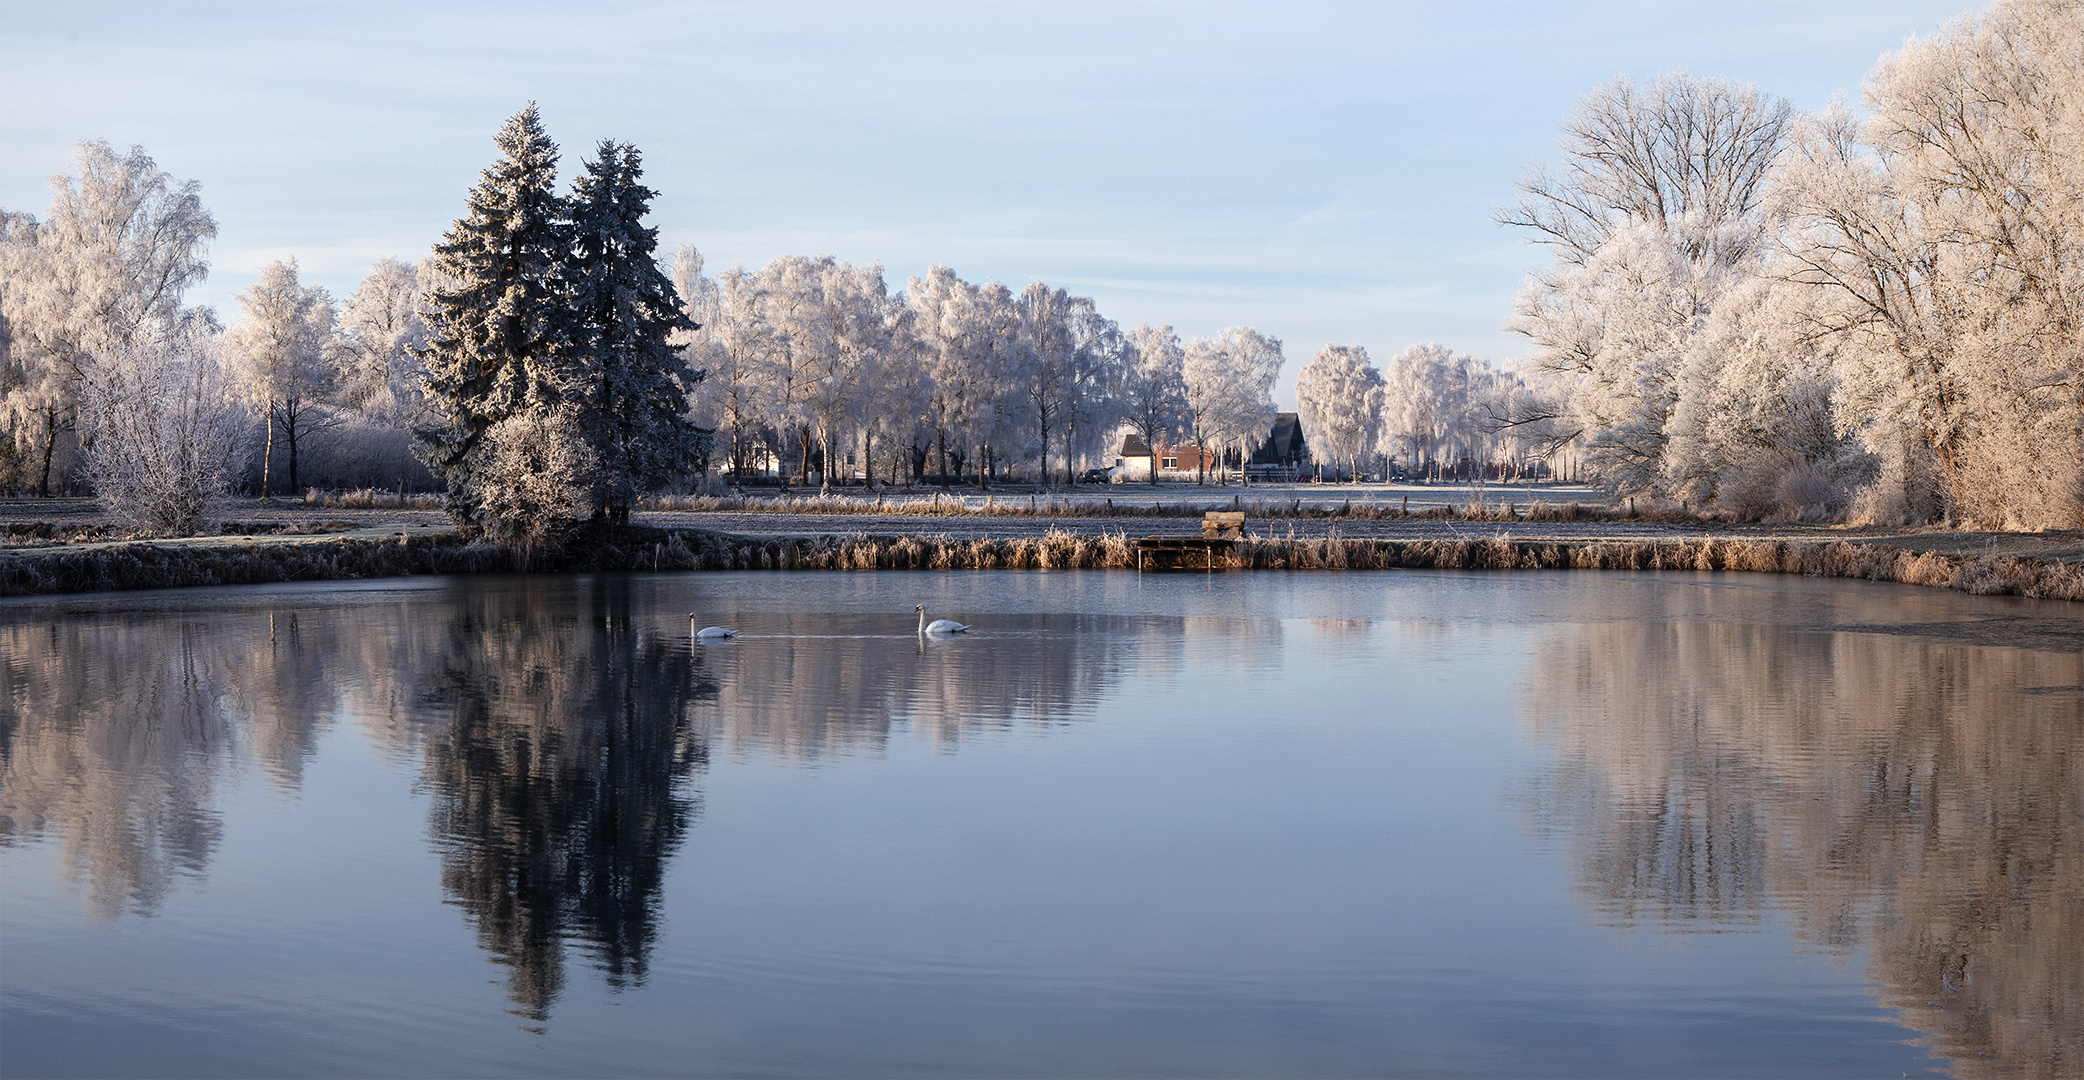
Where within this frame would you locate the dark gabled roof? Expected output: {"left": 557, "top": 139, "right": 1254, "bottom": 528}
{"left": 1248, "top": 413, "right": 1308, "bottom": 466}
{"left": 1119, "top": 433, "right": 1152, "bottom": 457}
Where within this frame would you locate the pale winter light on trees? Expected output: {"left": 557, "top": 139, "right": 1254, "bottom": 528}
{"left": 1773, "top": 0, "right": 2084, "bottom": 528}
{"left": 1119, "top": 324, "right": 1188, "bottom": 485}
{"left": 0, "top": 141, "right": 216, "bottom": 498}
{"left": 14, "top": 5, "right": 2073, "bottom": 534}
{"left": 75, "top": 313, "right": 247, "bottom": 536}
{"left": 1183, "top": 327, "right": 1283, "bottom": 485}
{"left": 1294, "top": 344, "right": 1383, "bottom": 483}
{"left": 227, "top": 258, "right": 337, "bottom": 499}
{"left": 1498, "top": 0, "right": 2083, "bottom": 526}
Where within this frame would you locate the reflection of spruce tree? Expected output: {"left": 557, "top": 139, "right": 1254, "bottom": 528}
{"left": 1521, "top": 622, "right": 2084, "bottom": 1077}
{"left": 420, "top": 579, "right": 707, "bottom": 1021}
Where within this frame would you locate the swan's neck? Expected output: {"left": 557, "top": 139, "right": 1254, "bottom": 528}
{"left": 917, "top": 609, "right": 925, "bottom": 634}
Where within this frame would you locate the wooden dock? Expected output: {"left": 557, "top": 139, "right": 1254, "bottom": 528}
{"left": 1136, "top": 513, "right": 1249, "bottom": 571}
{"left": 1135, "top": 536, "right": 1237, "bottom": 572}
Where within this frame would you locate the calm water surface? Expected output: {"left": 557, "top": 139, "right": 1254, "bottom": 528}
{"left": 2, "top": 571, "right": 2078, "bottom": 1078}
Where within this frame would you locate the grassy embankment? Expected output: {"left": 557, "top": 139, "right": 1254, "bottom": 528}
{"left": 3, "top": 520, "right": 2079, "bottom": 601}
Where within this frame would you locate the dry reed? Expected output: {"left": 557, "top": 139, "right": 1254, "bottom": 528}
{"left": 302, "top": 488, "right": 445, "bottom": 510}
{"left": 640, "top": 491, "right": 1660, "bottom": 523}
{"left": 4, "top": 525, "right": 2076, "bottom": 601}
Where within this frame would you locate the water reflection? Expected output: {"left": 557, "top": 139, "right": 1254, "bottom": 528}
{"left": 6, "top": 572, "right": 2077, "bottom": 1074}
{"left": 1, "top": 620, "right": 235, "bottom": 917}
{"left": 682, "top": 611, "right": 1234, "bottom": 759}
{"left": 1519, "top": 620, "right": 2084, "bottom": 1078}
{"left": 413, "top": 578, "right": 708, "bottom": 1022}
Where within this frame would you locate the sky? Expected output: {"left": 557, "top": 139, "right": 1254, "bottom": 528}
{"left": 3, "top": 0, "right": 1974, "bottom": 405}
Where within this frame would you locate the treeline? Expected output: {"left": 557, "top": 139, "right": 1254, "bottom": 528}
{"left": 0, "top": 109, "right": 1309, "bottom": 538}
{"left": 0, "top": 143, "right": 439, "bottom": 532}
{"left": 1496, "top": 0, "right": 2082, "bottom": 528}
{"left": 6, "top": 0, "right": 2074, "bottom": 535}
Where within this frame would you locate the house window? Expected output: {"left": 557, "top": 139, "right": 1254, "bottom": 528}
{"left": 1161, "top": 456, "right": 1178, "bottom": 470}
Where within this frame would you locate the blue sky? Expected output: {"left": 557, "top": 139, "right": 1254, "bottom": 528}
{"left": 3, "top": 0, "right": 1970, "bottom": 403}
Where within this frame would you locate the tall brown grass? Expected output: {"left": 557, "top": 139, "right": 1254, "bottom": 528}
{"left": 303, "top": 487, "right": 444, "bottom": 510}
{"left": 4, "top": 525, "right": 2076, "bottom": 601}
{"left": 639, "top": 491, "right": 1649, "bottom": 522}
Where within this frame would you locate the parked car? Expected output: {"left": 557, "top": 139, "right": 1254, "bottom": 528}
{"left": 1077, "top": 467, "right": 1113, "bottom": 484}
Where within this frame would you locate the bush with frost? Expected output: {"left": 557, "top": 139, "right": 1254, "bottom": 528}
{"left": 77, "top": 319, "right": 249, "bottom": 536}
{"left": 471, "top": 407, "right": 596, "bottom": 545}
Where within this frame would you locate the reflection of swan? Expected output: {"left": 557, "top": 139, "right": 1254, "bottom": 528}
{"left": 915, "top": 605, "right": 970, "bottom": 635}
{"left": 688, "top": 614, "right": 737, "bottom": 639}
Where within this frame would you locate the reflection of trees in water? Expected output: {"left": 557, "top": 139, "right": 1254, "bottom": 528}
{"left": 3, "top": 588, "right": 1266, "bottom": 1025}
{"left": 687, "top": 612, "right": 1250, "bottom": 759}
{"left": 1, "top": 604, "right": 451, "bottom": 916}
{"left": 415, "top": 578, "right": 707, "bottom": 1023}
{"left": 1520, "top": 623, "right": 2084, "bottom": 1078}
{"left": 2, "top": 620, "right": 233, "bottom": 916}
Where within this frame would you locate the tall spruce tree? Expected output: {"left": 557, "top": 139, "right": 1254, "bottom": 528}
{"left": 416, "top": 104, "right": 571, "bottom": 528}
{"left": 563, "top": 141, "right": 700, "bottom": 525}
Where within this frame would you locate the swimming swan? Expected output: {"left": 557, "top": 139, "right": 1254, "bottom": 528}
{"left": 915, "top": 605, "right": 970, "bottom": 635}
{"left": 689, "top": 614, "right": 738, "bottom": 638}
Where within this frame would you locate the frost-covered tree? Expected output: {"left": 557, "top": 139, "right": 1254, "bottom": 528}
{"left": 1501, "top": 73, "right": 1795, "bottom": 498}
{"left": 1017, "top": 282, "right": 1081, "bottom": 485}
{"left": 227, "top": 258, "right": 337, "bottom": 497}
{"left": 1058, "top": 298, "right": 1128, "bottom": 483}
{"left": 910, "top": 267, "right": 1000, "bottom": 486}
{"left": 670, "top": 245, "right": 726, "bottom": 483}
{"left": 474, "top": 406, "right": 596, "bottom": 548}
{"left": 1183, "top": 326, "right": 1282, "bottom": 484}
{"left": 0, "top": 141, "right": 216, "bottom": 496}
{"left": 1660, "top": 276, "right": 1859, "bottom": 517}
{"left": 338, "top": 258, "right": 429, "bottom": 425}
{"left": 417, "top": 104, "right": 570, "bottom": 529}
{"left": 1120, "top": 324, "right": 1188, "bottom": 484}
{"left": 1498, "top": 71, "right": 1794, "bottom": 269}
{"left": 805, "top": 261, "right": 897, "bottom": 491}
{"left": 696, "top": 262, "right": 774, "bottom": 479}
{"left": 1775, "top": 0, "right": 2084, "bottom": 528}
{"left": 747, "top": 254, "right": 834, "bottom": 486}
{"left": 1294, "top": 345, "right": 1383, "bottom": 482}
{"left": 563, "top": 140, "right": 700, "bottom": 523}
{"left": 967, "top": 280, "right": 1033, "bottom": 486}
{"left": 75, "top": 313, "right": 247, "bottom": 536}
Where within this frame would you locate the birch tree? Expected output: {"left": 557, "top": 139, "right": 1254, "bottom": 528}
{"left": 910, "top": 266, "right": 992, "bottom": 486}
{"left": 1294, "top": 344, "right": 1383, "bottom": 482}
{"left": 700, "top": 263, "right": 774, "bottom": 479}
{"left": 1120, "top": 324, "right": 1187, "bottom": 484}
{"left": 1183, "top": 326, "right": 1282, "bottom": 484}
{"left": 0, "top": 141, "right": 216, "bottom": 496}
{"left": 1018, "top": 282, "right": 1080, "bottom": 485}
{"left": 1059, "top": 299, "right": 1127, "bottom": 483}
{"left": 227, "top": 258, "right": 337, "bottom": 498}
{"left": 338, "top": 258, "right": 429, "bottom": 425}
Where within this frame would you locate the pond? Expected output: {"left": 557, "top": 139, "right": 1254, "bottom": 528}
{"left": 2, "top": 571, "right": 2078, "bottom": 1078}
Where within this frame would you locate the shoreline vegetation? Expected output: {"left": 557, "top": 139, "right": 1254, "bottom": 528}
{"left": 2, "top": 516, "right": 2078, "bottom": 602}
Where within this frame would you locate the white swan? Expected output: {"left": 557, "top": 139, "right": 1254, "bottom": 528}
{"left": 689, "top": 613, "right": 737, "bottom": 639}
{"left": 915, "top": 605, "right": 970, "bottom": 635}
